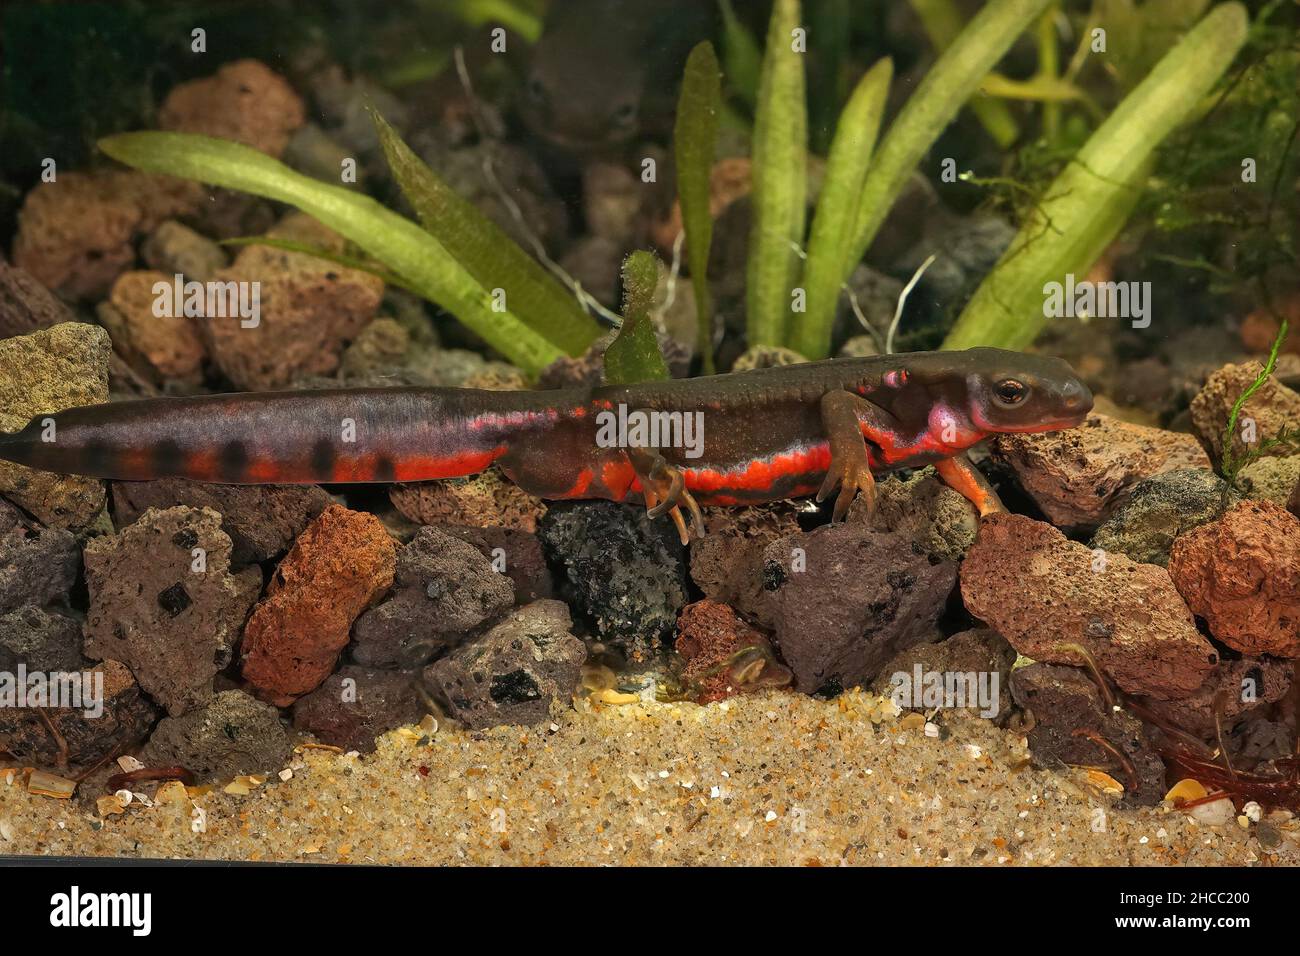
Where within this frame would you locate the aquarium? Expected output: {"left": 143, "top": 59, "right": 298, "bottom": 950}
{"left": 0, "top": 0, "right": 1296, "bottom": 899}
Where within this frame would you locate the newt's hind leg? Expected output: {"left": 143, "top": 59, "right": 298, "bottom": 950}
{"left": 627, "top": 447, "right": 706, "bottom": 545}
{"left": 934, "top": 453, "right": 1006, "bottom": 517}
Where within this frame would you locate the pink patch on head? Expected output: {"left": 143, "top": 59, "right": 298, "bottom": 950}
{"left": 883, "top": 369, "right": 909, "bottom": 388}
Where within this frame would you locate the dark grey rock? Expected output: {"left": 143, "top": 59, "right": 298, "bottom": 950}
{"left": 1090, "top": 468, "right": 1239, "bottom": 566}
{"left": 141, "top": 689, "right": 292, "bottom": 783}
{"left": 0, "top": 499, "right": 79, "bottom": 613}
{"left": 0, "top": 605, "right": 84, "bottom": 672}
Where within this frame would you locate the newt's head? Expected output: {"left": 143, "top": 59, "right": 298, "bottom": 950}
{"left": 520, "top": 40, "right": 644, "bottom": 151}
{"left": 959, "top": 348, "right": 1093, "bottom": 434}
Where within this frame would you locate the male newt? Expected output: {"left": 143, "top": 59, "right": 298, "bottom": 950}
{"left": 0, "top": 348, "right": 1091, "bottom": 543}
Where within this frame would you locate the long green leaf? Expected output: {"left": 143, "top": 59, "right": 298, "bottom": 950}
{"left": 604, "top": 252, "right": 670, "bottom": 385}
{"left": 98, "top": 131, "right": 564, "bottom": 376}
{"left": 944, "top": 3, "right": 1249, "bottom": 350}
{"left": 745, "top": 0, "right": 807, "bottom": 348}
{"left": 371, "top": 110, "right": 601, "bottom": 357}
{"left": 794, "top": 57, "right": 892, "bottom": 360}
{"left": 674, "top": 41, "right": 723, "bottom": 374}
{"left": 848, "top": 0, "right": 1052, "bottom": 275}
{"left": 717, "top": 0, "right": 762, "bottom": 108}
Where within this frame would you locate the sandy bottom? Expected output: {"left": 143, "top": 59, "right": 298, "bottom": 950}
{"left": 1, "top": 690, "right": 1294, "bottom": 866}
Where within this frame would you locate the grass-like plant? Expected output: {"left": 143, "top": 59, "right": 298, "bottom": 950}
{"left": 944, "top": 2, "right": 1249, "bottom": 350}
{"left": 1221, "top": 318, "right": 1298, "bottom": 483}
{"left": 99, "top": 119, "right": 603, "bottom": 378}
{"left": 604, "top": 251, "right": 671, "bottom": 385}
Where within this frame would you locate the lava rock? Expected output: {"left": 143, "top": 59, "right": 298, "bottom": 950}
{"left": 674, "top": 600, "right": 791, "bottom": 704}
{"left": 140, "top": 219, "right": 229, "bottom": 283}
{"left": 761, "top": 521, "right": 958, "bottom": 694}
{"left": 141, "top": 689, "right": 292, "bottom": 784}
{"left": 1010, "top": 662, "right": 1166, "bottom": 806}
{"left": 203, "top": 212, "right": 383, "bottom": 390}
{"left": 0, "top": 605, "right": 85, "bottom": 673}
{"left": 0, "top": 660, "right": 157, "bottom": 768}
{"left": 961, "top": 513, "right": 1217, "bottom": 700}
{"left": 159, "top": 59, "right": 305, "bottom": 158}
{"left": 421, "top": 600, "right": 585, "bottom": 729}
{"left": 849, "top": 466, "right": 980, "bottom": 560}
{"left": 583, "top": 161, "right": 642, "bottom": 243}
{"left": 100, "top": 270, "right": 207, "bottom": 383}
{"left": 731, "top": 345, "right": 807, "bottom": 372}
{"left": 1190, "top": 361, "right": 1300, "bottom": 468}
{"left": 241, "top": 505, "right": 396, "bottom": 705}
{"left": 83, "top": 506, "right": 262, "bottom": 717}
{"left": 350, "top": 527, "right": 514, "bottom": 669}
{"left": 0, "top": 499, "right": 79, "bottom": 612}
{"left": 291, "top": 666, "right": 424, "bottom": 754}
{"left": 1238, "top": 455, "right": 1300, "bottom": 507}
{"left": 1090, "top": 468, "right": 1240, "bottom": 567}
{"left": 435, "top": 525, "right": 553, "bottom": 602}
{"left": 989, "top": 413, "right": 1211, "bottom": 531}
{"left": 688, "top": 503, "right": 804, "bottom": 630}
{"left": 871, "top": 628, "right": 1016, "bottom": 722}
{"left": 539, "top": 502, "right": 688, "bottom": 662}
{"left": 1136, "top": 657, "right": 1293, "bottom": 739}
{"left": 1168, "top": 500, "right": 1300, "bottom": 658}
{"left": 0, "top": 322, "right": 109, "bottom": 528}
{"left": 111, "top": 478, "right": 332, "bottom": 564}
{"left": 390, "top": 469, "right": 547, "bottom": 531}
{"left": 0, "top": 260, "right": 77, "bottom": 337}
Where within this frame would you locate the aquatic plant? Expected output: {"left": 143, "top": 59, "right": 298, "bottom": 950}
{"left": 944, "top": 2, "right": 1250, "bottom": 351}
{"left": 98, "top": 120, "right": 604, "bottom": 378}
{"left": 604, "top": 251, "right": 670, "bottom": 386}
{"left": 1220, "top": 318, "right": 1299, "bottom": 483}
{"left": 674, "top": 41, "right": 723, "bottom": 374}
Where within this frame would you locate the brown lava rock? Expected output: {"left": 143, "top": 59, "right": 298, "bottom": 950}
{"left": 871, "top": 628, "right": 1016, "bottom": 723}
{"left": 159, "top": 59, "right": 305, "bottom": 158}
{"left": 422, "top": 600, "right": 586, "bottom": 729}
{"left": 111, "top": 478, "right": 332, "bottom": 563}
{"left": 0, "top": 498, "right": 79, "bottom": 612}
{"left": 1010, "top": 662, "right": 1166, "bottom": 806}
{"left": 1190, "top": 361, "right": 1300, "bottom": 468}
{"left": 961, "top": 513, "right": 1217, "bottom": 700}
{"left": 141, "top": 689, "right": 292, "bottom": 784}
{"left": 435, "top": 525, "right": 553, "bottom": 602}
{"left": 83, "top": 506, "right": 262, "bottom": 717}
{"left": 0, "top": 260, "right": 77, "bottom": 337}
{"left": 1168, "top": 500, "right": 1300, "bottom": 658}
{"left": 203, "top": 213, "right": 384, "bottom": 390}
{"left": 0, "top": 660, "right": 157, "bottom": 768}
{"left": 292, "top": 666, "right": 424, "bottom": 754}
{"left": 989, "top": 413, "right": 1210, "bottom": 530}
{"left": 688, "top": 503, "right": 803, "bottom": 630}
{"left": 241, "top": 505, "right": 396, "bottom": 705}
{"left": 1135, "top": 657, "right": 1294, "bottom": 739}
{"left": 849, "top": 466, "right": 980, "bottom": 560}
{"left": 674, "top": 600, "right": 792, "bottom": 705}
{"left": 390, "top": 469, "right": 547, "bottom": 531}
{"left": 350, "top": 527, "right": 514, "bottom": 669}
{"left": 761, "top": 522, "right": 958, "bottom": 694}
{"left": 100, "top": 270, "right": 208, "bottom": 383}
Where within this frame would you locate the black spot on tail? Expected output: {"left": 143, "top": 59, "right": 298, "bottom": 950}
{"left": 81, "top": 441, "right": 115, "bottom": 476}
{"left": 217, "top": 440, "right": 248, "bottom": 481}
{"left": 374, "top": 455, "right": 396, "bottom": 482}
{"left": 153, "top": 439, "right": 185, "bottom": 476}
{"left": 310, "top": 439, "right": 336, "bottom": 480}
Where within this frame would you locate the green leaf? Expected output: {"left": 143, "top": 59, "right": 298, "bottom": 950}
{"left": 371, "top": 109, "right": 601, "bottom": 358}
{"left": 944, "top": 2, "right": 1250, "bottom": 351}
{"left": 674, "top": 41, "right": 723, "bottom": 374}
{"left": 98, "top": 130, "right": 564, "bottom": 376}
{"left": 745, "top": 0, "right": 807, "bottom": 348}
{"left": 604, "top": 252, "right": 670, "bottom": 385}
{"left": 794, "top": 57, "right": 892, "bottom": 360}
{"left": 848, "top": 0, "right": 1052, "bottom": 277}
{"left": 717, "top": 0, "right": 762, "bottom": 108}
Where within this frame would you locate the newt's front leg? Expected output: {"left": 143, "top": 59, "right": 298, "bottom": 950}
{"left": 627, "top": 446, "right": 706, "bottom": 545}
{"left": 817, "top": 390, "right": 900, "bottom": 521}
{"left": 934, "top": 454, "right": 1006, "bottom": 517}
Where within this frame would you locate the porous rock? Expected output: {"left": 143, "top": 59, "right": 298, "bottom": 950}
{"left": 1089, "top": 468, "right": 1239, "bottom": 567}
{"left": 390, "top": 469, "right": 547, "bottom": 531}
{"left": 871, "top": 628, "right": 1016, "bottom": 722}
{"left": 688, "top": 503, "right": 803, "bottom": 630}
{"left": 674, "top": 600, "right": 791, "bottom": 705}
{"left": 0, "top": 498, "right": 79, "bottom": 612}
{"left": 141, "top": 689, "right": 292, "bottom": 784}
{"left": 1190, "top": 361, "right": 1300, "bottom": 468}
{"left": 159, "top": 59, "right": 305, "bottom": 157}
{"left": 292, "top": 666, "right": 424, "bottom": 754}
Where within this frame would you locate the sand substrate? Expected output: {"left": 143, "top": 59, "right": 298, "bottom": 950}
{"left": 1, "top": 689, "right": 1295, "bottom": 865}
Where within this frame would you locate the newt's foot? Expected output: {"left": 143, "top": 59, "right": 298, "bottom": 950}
{"left": 816, "top": 450, "right": 876, "bottom": 522}
{"left": 636, "top": 455, "right": 706, "bottom": 545}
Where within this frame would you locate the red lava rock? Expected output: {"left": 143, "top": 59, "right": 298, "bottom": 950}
{"left": 241, "top": 505, "right": 396, "bottom": 705}
{"left": 1168, "top": 500, "right": 1300, "bottom": 658}
{"left": 390, "top": 469, "right": 547, "bottom": 532}
{"left": 0, "top": 659, "right": 157, "bottom": 768}
{"left": 1009, "top": 662, "right": 1166, "bottom": 806}
{"left": 761, "top": 522, "right": 959, "bottom": 694}
{"left": 989, "top": 413, "right": 1210, "bottom": 530}
{"left": 141, "top": 689, "right": 292, "bottom": 784}
{"left": 960, "top": 513, "right": 1217, "bottom": 700}
{"left": 350, "top": 527, "right": 514, "bottom": 669}
{"left": 1190, "top": 361, "right": 1300, "bottom": 468}
{"left": 1290, "top": 475, "right": 1300, "bottom": 519}
{"left": 12, "top": 171, "right": 202, "bottom": 300}
{"left": 1136, "top": 657, "right": 1294, "bottom": 739}
{"left": 202, "top": 213, "right": 384, "bottom": 390}
{"left": 100, "top": 270, "right": 208, "bottom": 383}
{"left": 674, "top": 600, "right": 792, "bottom": 704}
{"left": 159, "top": 59, "right": 305, "bottom": 158}
{"left": 688, "top": 504, "right": 803, "bottom": 630}
{"left": 291, "top": 666, "right": 424, "bottom": 754}
{"left": 0, "top": 260, "right": 77, "bottom": 337}
{"left": 110, "top": 478, "right": 332, "bottom": 564}
{"left": 83, "top": 506, "right": 262, "bottom": 717}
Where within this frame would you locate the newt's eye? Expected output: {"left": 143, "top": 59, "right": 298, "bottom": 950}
{"left": 994, "top": 379, "right": 1028, "bottom": 405}
{"left": 612, "top": 102, "right": 637, "bottom": 126}
{"left": 526, "top": 76, "right": 548, "bottom": 104}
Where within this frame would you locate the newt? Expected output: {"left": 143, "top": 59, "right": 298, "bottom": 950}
{"left": 0, "top": 348, "right": 1091, "bottom": 543}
